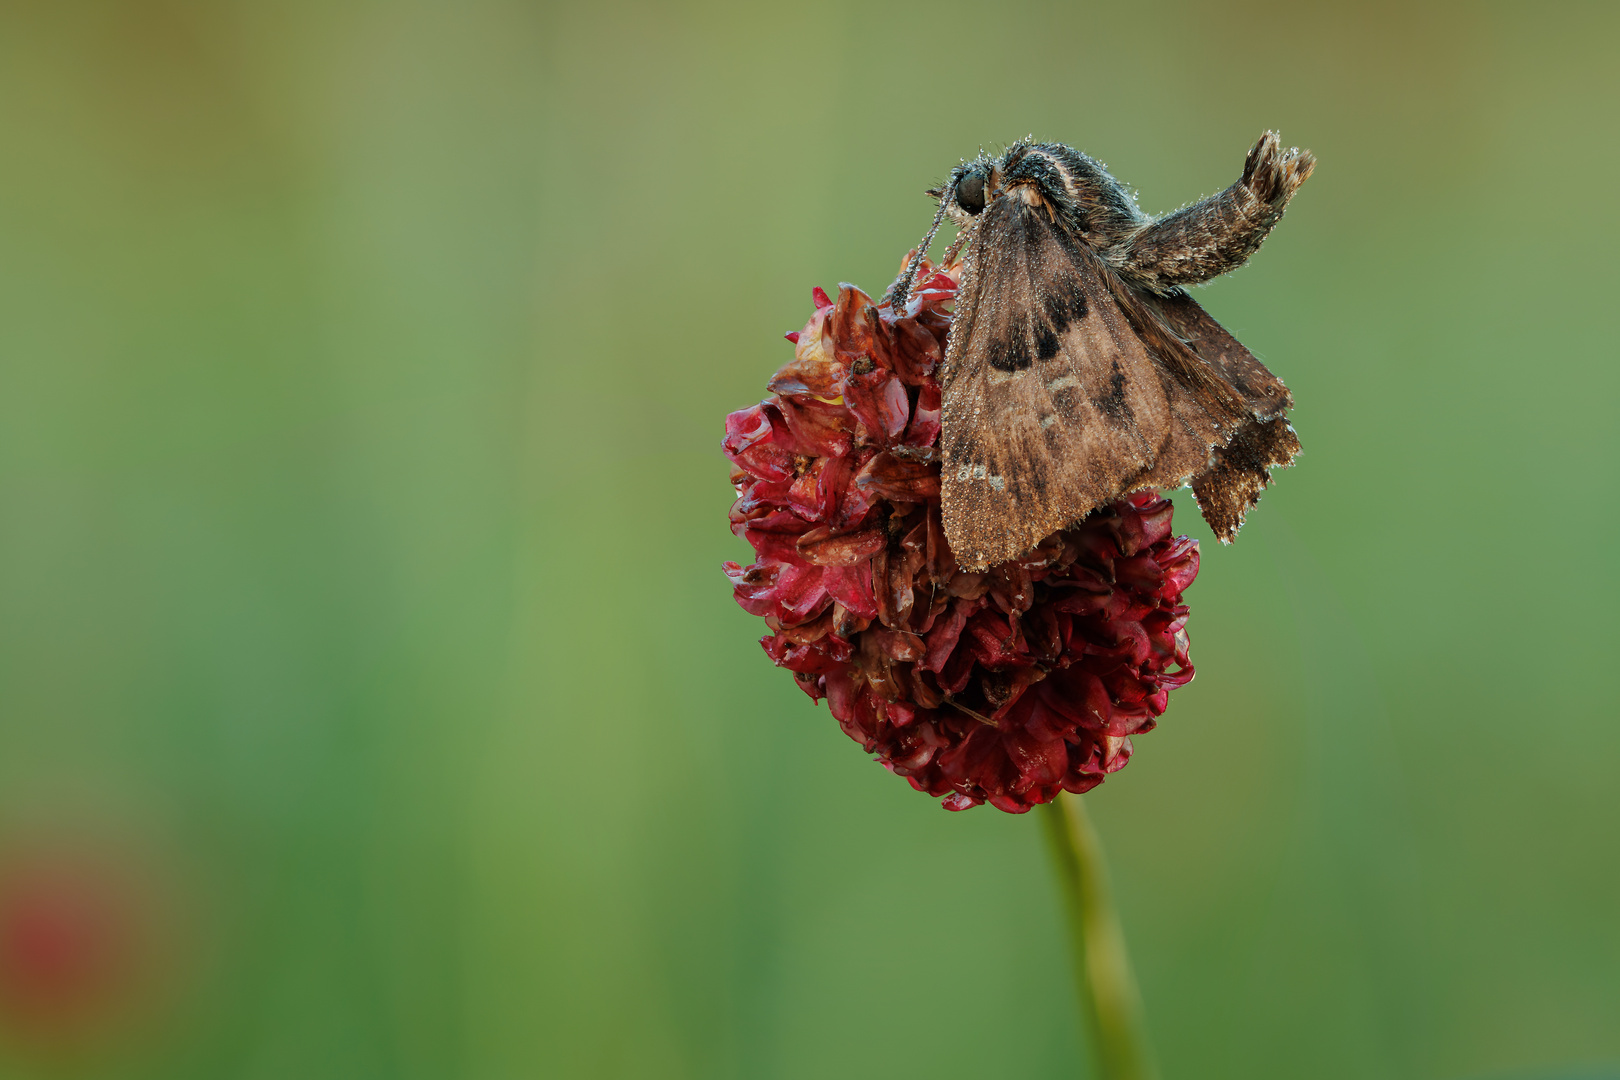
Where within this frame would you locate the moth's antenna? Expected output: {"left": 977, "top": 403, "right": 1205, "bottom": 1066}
{"left": 889, "top": 195, "right": 950, "bottom": 315}
{"left": 939, "top": 219, "right": 976, "bottom": 268}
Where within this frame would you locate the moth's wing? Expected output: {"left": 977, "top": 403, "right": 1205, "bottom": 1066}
{"left": 1137, "top": 291, "right": 1302, "bottom": 540}
{"left": 1144, "top": 290, "right": 1291, "bottom": 419}
{"left": 940, "top": 198, "right": 1223, "bottom": 570}
{"left": 940, "top": 198, "right": 1302, "bottom": 566}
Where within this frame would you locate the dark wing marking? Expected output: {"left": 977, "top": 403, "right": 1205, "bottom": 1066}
{"left": 940, "top": 196, "right": 1300, "bottom": 567}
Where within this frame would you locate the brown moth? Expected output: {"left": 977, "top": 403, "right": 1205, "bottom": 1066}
{"left": 890, "top": 131, "right": 1314, "bottom": 572}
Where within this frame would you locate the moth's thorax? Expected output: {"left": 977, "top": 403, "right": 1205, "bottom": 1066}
{"left": 1009, "top": 182, "right": 1054, "bottom": 211}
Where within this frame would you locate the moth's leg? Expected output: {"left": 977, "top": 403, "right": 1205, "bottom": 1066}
{"left": 1110, "top": 132, "right": 1314, "bottom": 295}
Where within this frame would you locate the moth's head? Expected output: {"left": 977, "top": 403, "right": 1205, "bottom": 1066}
{"left": 893, "top": 140, "right": 1117, "bottom": 312}
{"left": 926, "top": 158, "right": 1004, "bottom": 227}
{"left": 927, "top": 144, "right": 1079, "bottom": 227}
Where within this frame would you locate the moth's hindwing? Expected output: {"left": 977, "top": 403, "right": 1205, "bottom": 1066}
{"left": 1140, "top": 291, "right": 1301, "bottom": 540}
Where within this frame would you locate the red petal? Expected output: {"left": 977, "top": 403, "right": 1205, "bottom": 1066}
{"left": 843, "top": 371, "right": 910, "bottom": 445}
{"left": 830, "top": 285, "right": 891, "bottom": 369}
{"left": 774, "top": 397, "right": 853, "bottom": 458}
{"left": 768, "top": 357, "right": 843, "bottom": 399}
{"left": 728, "top": 474, "right": 793, "bottom": 526}
{"left": 823, "top": 563, "right": 878, "bottom": 620}
{"left": 904, "top": 380, "right": 941, "bottom": 447}
{"left": 964, "top": 610, "right": 1030, "bottom": 669}
{"left": 784, "top": 462, "right": 826, "bottom": 522}
{"left": 722, "top": 403, "right": 795, "bottom": 482}
{"left": 854, "top": 450, "right": 940, "bottom": 502}
{"left": 986, "top": 794, "right": 1036, "bottom": 814}
{"left": 921, "top": 600, "right": 972, "bottom": 673}
{"left": 1157, "top": 537, "right": 1200, "bottom": 597}
{"left": 1043, "top": 667, "right": 1114, "bottom": 733}
{"left": 742, "top": 509, "right": 813, "bottom": 565}
{"left": 816, "top": 453, "right": 858, "bottom": 529}
{"left": 774, "top": 563, "right": 830, "bottom": 625}
{"left": 795, "top": 526, "right": 885, "bottom": 567}
{"left": 724, "top": 560, "right": 781, "bottom": 617}
{"left": 935, "top": 726, "right": 1005, "bottom": 788}
{"left": 866, "top": 626, "right": 925, "bottom": 662}
{"left": 770, "top": 307, "right": 843, "bottom": 398}
{"left": 890, "top": 317, "right": 943, "bottom": 385}
{"left": 1003, "top": 726, "right": 1068, "bottom": 789}
{"left": 1115, "top": 554, "right": 1164, "bottom": 592}
{"left": 936, "top": 640, "right": 976, "bottom": 695}
{"left": 1134, "top": 496, "right": 1174, "bottom": 549}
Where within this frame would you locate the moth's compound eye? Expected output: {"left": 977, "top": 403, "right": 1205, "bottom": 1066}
{"left": 955, "top": 171, "right": 987, "bottom": 215}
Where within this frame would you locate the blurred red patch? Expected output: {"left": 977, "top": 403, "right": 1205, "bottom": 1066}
{"left": 0, "top": 845, "right": 149, "bottom": 1048}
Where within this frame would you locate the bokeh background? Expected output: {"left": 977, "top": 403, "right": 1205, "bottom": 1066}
{"left": 1, "top": 1, "right": 1616, "bottom": 1077}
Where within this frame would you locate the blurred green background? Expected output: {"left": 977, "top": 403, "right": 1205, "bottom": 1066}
{"left": 1, "top": 1, "right": 1616, "bottom": 1077}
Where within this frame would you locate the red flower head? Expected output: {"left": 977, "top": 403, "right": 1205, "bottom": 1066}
{"left": 0, "top": 837, "right": 159, "bottom": 1052}
{"left": 723, "top": 255, "right": 1199, "bottom": 813}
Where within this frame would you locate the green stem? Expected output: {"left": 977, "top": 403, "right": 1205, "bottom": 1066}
{"left": 1039, "top": 791, "right": 1159, "bottom": 1080}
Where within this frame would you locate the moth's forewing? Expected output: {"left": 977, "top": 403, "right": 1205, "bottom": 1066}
{"left": 939, "top": 196, "right": 1301, "bottom": 568}
{"left": 940, "top": 198, "right": 1210, "bottom": 571}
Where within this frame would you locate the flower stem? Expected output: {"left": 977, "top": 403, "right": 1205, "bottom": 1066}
{"left": 1039, "top": 791, "right": 1159, "bottom": 1080}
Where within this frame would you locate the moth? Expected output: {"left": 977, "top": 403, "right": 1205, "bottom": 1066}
{"left": 890, "top": 131, "right": 1314, "bottom": 572}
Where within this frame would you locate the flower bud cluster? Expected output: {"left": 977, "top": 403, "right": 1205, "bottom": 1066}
{"left": 724, "top": 258, "right": 1199, "bottom": 812}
